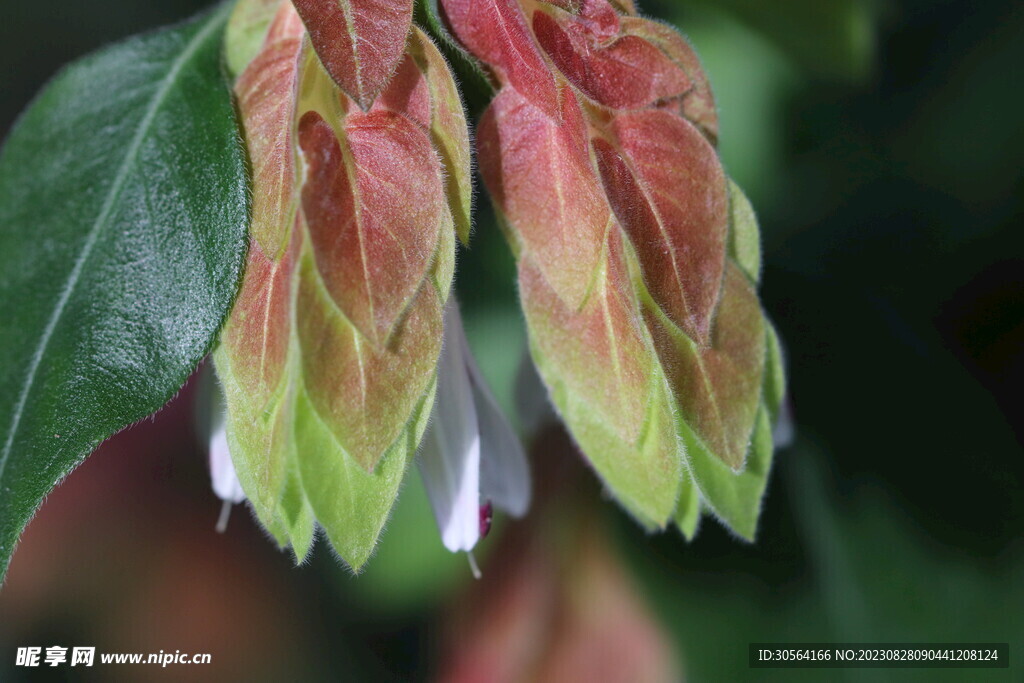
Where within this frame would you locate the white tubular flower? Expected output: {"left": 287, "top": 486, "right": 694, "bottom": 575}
{"left": 209, "top": 416, "right": 245, "bottom": 532}
{"left": 418, "top": 300, "right": 531, "bottom": 557}
{"left": 210, "top": 420, "right": 245, "bottom": 504}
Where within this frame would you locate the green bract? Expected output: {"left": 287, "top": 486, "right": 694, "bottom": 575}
{"left": 0, "top": 5, "right": 248, "bottom": 584}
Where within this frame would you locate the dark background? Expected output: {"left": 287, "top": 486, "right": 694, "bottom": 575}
{"left": 1, "top": 0, "right": 1021, "bottom": 680}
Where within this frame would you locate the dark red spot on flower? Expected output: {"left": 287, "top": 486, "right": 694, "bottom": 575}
{"left": 479, "top": 502, "right": 494, "bottom": 538}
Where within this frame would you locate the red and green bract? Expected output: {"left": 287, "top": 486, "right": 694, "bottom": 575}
{"left": 215, "top": 0, "right": 470, "bottom": 568}
{"left": 442, "top": 0, "right": 785, "bottom": 537}
{"left": 291, "top": 0, "right": 415, "bottom": 110}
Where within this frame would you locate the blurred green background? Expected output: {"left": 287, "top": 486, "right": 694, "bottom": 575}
{"left": 1, "top": 0, "right": 1020, "bottom": 680}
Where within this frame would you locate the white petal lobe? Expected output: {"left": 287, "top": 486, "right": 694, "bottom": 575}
{"left": 209, "top": 421, "right": 246, "bottom": 504}
{"left": 457, "top": 321, "right": 531, "bottom": 518}
{"left": 417, "top": 303, "right": 482, "bottom": 552}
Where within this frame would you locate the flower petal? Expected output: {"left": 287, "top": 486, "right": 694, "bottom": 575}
{"left": 417, "top": 303, "right": 481, "bottom": 552}
{"left": 209, "top": 419, "right": 246, "bottom": 504}
{"left": 451, "top": 304, "right": 532, "bottom": 518}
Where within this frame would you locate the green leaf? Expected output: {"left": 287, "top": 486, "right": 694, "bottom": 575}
{"left": 0, "top": 5, "right": 248, "bottom": 584}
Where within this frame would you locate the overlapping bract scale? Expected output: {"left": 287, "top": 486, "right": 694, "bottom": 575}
{"left": 478, "top": 86, "right": 607, "bottom": 309}
{"left": 215, "top": 2, "right": 470, "bottom": 568}
{"left": 621, "top": 17, "right": 719, "bottom": 142}
{"left": 291, "top": 0, "right": 414, "bottom": 110}
{"left": 298, "top": 107, "right": 443, "bottom": 347}
{"left": 531, "top": 6, "right": 690, "bottom": 110}
{"left": 441, "top": 0, "right": 782, "bottom": 537}
{"left": 442, "top": 0, "right": 560, "bottom": 117}
{"left": 519, "top": 232, "right": 681, "bottom": 525}
{"left": 233, "top": 2, "right": 304, "bottom": 257}
{"left": 594, "top": 109, "right": 728, "bottom": 344}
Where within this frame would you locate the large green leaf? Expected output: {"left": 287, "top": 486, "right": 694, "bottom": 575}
{"left": 0, "top": 5, "right": 248, "bottom": 584}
